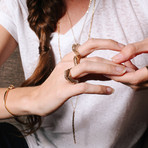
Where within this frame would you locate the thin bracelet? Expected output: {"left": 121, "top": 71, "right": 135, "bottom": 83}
{"left": 4, "top": 85, "right": 17, "bottom": 117}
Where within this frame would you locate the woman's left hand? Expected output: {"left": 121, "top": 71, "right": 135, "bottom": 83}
{"left": 108, "top": 38, "right": 148, "bottom": 90}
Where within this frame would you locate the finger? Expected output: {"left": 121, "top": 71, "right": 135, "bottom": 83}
{"left": 78, "top": 39, "right": 125, "bottom": 57}
{"left": 112, "top": 44, "right": 138, "bottom": 63}
{"left": 63, "top": 39, "right": 125, "bottom": 60}
{"left": 70, "top": 61, "right": 127, "bottom": 78}
{"left": 111, "top": 41, "right": 147, "bottom": 63}
{"left": 81, "top": 56, "right": 115, "bottom": 65}
{"left": 81, "top": 57, "right": 136, "bottom": 73}
{"left": 124, "top": 61, "right": 138, "bottom": 71}
{"left": 72, "top": 83, "right": 114, "bottom": 96}
{"left": 109, "top": 67, "right": 148, "bottom": 85}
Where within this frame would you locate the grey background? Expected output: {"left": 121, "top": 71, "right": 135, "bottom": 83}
{"left": 0, "top": 47, "right": 25, "bottom": 87}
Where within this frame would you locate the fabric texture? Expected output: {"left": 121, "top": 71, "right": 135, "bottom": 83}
{"left": 0, "top": 0, "right": 148, "bottom": 148}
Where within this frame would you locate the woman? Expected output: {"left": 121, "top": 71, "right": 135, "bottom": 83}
{"left": 0, "top": 0, "right": 148, "bottom": 147}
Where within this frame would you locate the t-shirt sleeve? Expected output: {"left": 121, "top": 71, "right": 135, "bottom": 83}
{"left": 0, "top": 0, "right": 18, "bottom": 42}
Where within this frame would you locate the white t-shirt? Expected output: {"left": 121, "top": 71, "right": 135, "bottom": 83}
{"left": 0, "top": 0, "right": 148, "bottom": 148}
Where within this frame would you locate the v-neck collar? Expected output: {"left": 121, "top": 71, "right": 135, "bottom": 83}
{"left": 51, "top": 0, "right": 100, "bottom": 64}
{"left": 52, "top": 0, "right": 100, "bottom": 40}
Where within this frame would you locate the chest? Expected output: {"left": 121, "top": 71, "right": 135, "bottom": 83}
{"left": 17, "top": 0, "right": 148, "bottom": 79}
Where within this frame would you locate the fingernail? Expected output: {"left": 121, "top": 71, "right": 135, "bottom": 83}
{"left": 107, "top": 87, "right": 114, "bottom": 94}
{"left": 118, "top": 43, "right": 125, "bottom": 48}
{"left": 112, "top": 53, "right": 124, "bottom": 62}
{"left": 126, "top": 67, "right": 135, "bottom": 72}
{"left": 115, "top": 66, "right": 126, "bottom": 74}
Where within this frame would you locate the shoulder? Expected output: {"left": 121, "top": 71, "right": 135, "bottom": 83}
{"left": 0, "top": 0, "right": 27, "bottom": 12}
{"left": 0, "top": 0, "right": 17, "bottom": 7}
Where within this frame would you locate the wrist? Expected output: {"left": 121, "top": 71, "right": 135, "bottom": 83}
{"left": 26, "top": 85, "right": 41, "bottom": 116}
{"left": 7, "top": 86, "right": 40, "bottom": 116}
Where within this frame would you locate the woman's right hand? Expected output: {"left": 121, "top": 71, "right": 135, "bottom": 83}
{"left": 32, "top": 39, "right": 131, "bottom": 116}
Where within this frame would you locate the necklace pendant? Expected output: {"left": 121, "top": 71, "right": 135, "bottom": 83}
{"left": 72, "top": 110, "right": 76, "bottom": 144}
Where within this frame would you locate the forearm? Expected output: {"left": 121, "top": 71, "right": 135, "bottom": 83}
{"left": 0, "top": 86, "right": 39, "bottom": 119}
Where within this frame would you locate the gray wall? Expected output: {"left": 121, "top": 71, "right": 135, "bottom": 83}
{"left": 0, "top": 0, "right": 24, "bottom": 87}
{"left": 0, "top": 47, "right": 25, "bottom": 87}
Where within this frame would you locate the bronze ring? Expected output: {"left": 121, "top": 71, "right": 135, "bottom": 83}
{"left": 64, "top": 68, "right": 79, "bottom": 84}
{"left": 72, "top": 44, "right": 81, "bottom": 56}
{"left": 72, "top": 44, "right": 81, "bottom": 66}
{"left": 73, "top": 55, "right": 81, "bottom": 66}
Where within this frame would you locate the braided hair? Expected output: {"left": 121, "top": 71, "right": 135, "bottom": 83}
{"left": 15, "top": 0, "right": 66, "bottom": 134}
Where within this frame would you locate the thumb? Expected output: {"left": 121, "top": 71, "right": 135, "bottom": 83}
{"left": 112, "top": 39, "right": 148, "bottom": 63}
{"left": 112, "top": 44, "right": 138, "bottom": 63}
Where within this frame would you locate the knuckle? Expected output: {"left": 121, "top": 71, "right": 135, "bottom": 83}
{"left": 97, "top": 85, "right": 103, "bottom": 92}
{"left": 105, "top": 65, "right": 113, "bottom": 74}
{"left": 130, "top": 80, "right": 138, "bottom": 86}
{"left": 81, "top": 61, "right": 89, "bottom": 70}
{"left": 125, "top": 44, "right": 137, "bottom": 56}
{"left": 92, "top": 56, "right": 101, "bottom": 62}
{"left": 132, "top": 79, "right": 140, "bottom": 85}
{"left": 107, "top": 39, "right": 114, "bottom": 43}
{"left": 79, "top": 83, "right": 88, "bottom": 93}
{"left": 87, "top": 38, "right": 95, "bottom": 46}
{"left": 129, "top": 76, "right": 139, "bottom": 85}
{"left": 98, "top": 85, "right": 106, "bottom": 94}
{"left": 107, "top": 39, "right": 115, "bottom": 45}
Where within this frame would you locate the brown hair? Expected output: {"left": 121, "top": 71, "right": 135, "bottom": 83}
{"left": 15, "top": 0, "right": 66, "bottom": 134}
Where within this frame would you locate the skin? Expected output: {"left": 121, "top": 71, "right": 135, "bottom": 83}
{"left": 0, "top": 0, "right": 146, "bottom": 119}
{"left": 111, "top": 39, "right": 148, "bottom": 86}
{"left": 0, "top": 24, "right": 126, "bottom": 118}
{"left": 60, "top": 0, "right": 90, "bottom": 34}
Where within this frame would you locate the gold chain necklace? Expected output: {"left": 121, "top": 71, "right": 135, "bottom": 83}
{"left": 67, "top": 0, "right": 93, "bottom": 44}
{"left": 57, "top": 0, "right": 96, "bottom": 144}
